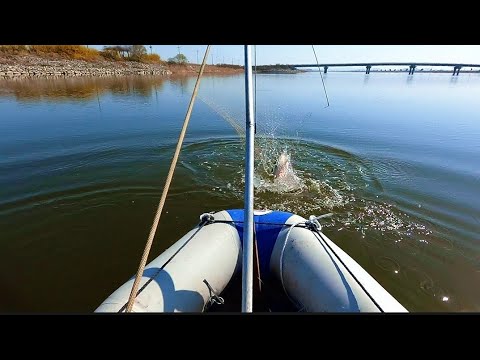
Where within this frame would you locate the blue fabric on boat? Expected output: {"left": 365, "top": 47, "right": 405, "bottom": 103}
{"left": 226, "top": 209, "right": 293, "bottom": 278}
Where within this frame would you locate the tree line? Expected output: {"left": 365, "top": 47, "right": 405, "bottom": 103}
{"left": 0, "top": 45, "right": 162, "bottom": 64}
{"left": 0, "top": 45, "right": 245, "bottom": 67}
{"left": 101, "top": 45, "right": 160, "bottom": 63}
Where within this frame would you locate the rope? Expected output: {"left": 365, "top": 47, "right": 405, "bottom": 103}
{"left": 124, "top": 45, "right": 211, "bottom": 313}
{"left": 207, "top": 219, "right": 308, "bottom": 227}
{"left": 311, "top": 45, "right": 330, "bottom": 108}
{"left": 202, "top": 279, "right": 225, "bottom": 312}
{"left": 118, "top": 220, "right": 208, "bottom": 313}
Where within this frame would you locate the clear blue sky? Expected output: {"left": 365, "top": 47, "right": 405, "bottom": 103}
{"left": 91, "top": 45, "right": 480, "bottom": 65}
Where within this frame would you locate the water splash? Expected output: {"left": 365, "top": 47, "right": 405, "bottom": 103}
{"left": 181, "top": 138, "right": 440, "bottom": 243}
{"left": 254, "top": 142, "right": 305, "bottom": 194}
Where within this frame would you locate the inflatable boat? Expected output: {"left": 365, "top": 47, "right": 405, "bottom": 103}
{"left": 96, "top": 209, "right": 407, "bottom": 312}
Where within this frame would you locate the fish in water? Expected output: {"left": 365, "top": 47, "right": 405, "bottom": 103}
{"left": 272, "top": 151, "right": 305, "bottom": 191}
{"left": 274, "top": 151, "right": 295, "bottom": 179}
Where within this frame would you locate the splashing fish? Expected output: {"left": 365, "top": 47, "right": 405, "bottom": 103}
{"left": 273, "top": 151, "right": 305, "bottom": 192}
{"left": 274, "top": 151, "right": 294, "bottom": 179}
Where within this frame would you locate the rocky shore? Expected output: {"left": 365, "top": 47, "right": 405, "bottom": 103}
{"left": 0, "top": 55, "right": 172, "bottom": 79}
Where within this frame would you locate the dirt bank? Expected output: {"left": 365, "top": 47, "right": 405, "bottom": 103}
{"left": 167, "top": 63, "right": 244, "bottom": 75}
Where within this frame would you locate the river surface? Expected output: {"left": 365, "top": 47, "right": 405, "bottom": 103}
{"left": 0, "top": 72, "right": 479, "bottom": 312}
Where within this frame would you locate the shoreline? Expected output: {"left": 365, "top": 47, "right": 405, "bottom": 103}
{"left": 0, "top": 54, "right": 244, "bottom": 79}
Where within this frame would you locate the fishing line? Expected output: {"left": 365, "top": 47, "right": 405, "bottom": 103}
{"left": 311, "top": 45, "right": 330, "bottom": 108}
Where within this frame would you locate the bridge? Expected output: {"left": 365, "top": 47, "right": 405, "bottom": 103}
{"left": 289, "top": 63, "right": 480, "bottom": 75}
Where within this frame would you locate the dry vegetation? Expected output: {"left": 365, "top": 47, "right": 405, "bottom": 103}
{"left": 142, "top": 53, "right": 162, "bottom": 63}
{"left": 0, "top": 45, "right": 163, "bottom": 64}
{"left": 0, "top": 46, "right": 243, "bottom": 78}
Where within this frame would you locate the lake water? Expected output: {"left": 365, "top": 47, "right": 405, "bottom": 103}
{"left": 0, "top": 72, "right": 479, "bottom": 312}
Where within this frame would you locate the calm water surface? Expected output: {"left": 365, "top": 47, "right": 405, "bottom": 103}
{"left": 0, "top": 72, "right": 479, "bottom": 312}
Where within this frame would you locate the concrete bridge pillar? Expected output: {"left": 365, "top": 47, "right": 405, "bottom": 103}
{"left": 366, "top": 65, "right": 372, "bottom": 74}
{"left": 323, "top": 66, "right": 328, "bottom": 74}
{"left": 453, "top": 66, "right": 461, "bottom": 76}
{"left": 409, "top": 65, "right": 416, "bottom": 75}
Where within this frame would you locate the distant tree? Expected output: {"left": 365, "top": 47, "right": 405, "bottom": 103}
{"left": 103, "top": 45, "right": 130, "bottom": 58}
{"left": 102, "top": 46, "right": 121, "bottom": 60}
{"left": 168, "top": 53, "right": 188, "bottom": 64}
{"left": 131, "top": 45, "right": 147, "bottom": 60}
{"left": 120, "top": 46, "right": 131, "bottom": 57}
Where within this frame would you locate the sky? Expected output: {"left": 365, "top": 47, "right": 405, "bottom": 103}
{"left": 91, "top": 45, "right": 480, "bottom": 66}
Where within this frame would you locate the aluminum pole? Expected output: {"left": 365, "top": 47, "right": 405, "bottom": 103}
{"left": 242, "top": 45, "right": 255, "bottom": 313}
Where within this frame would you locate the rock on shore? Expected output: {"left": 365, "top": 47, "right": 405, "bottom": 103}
{"left": 0, "top": 55, "right": 172, "bottom": 79}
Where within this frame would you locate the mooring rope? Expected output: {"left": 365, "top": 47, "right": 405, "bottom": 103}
{"left": 124, "top": 45, "right": 211, "bottom": 313}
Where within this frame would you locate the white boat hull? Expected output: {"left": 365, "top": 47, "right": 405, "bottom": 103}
{"left": 95, "top": 211, "right": 241, "bottom": 312}
{"left": 96, "top": 210, "right": 407, "bottom": 312}
{"left": 271, "top": 214, "right": 407, "bottom": 312}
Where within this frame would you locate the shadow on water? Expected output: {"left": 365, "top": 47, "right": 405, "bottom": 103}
{"left": 170, "top": 76, "right": 188, "bottom": 95}
{"left": 363, "top": 74, "right": 370, "bottom": 85}
{"left": 0, "top": 75, "right": 167, "bottom": 102}
{"left": 166, "top": 73, "right": 238, "bottom": 96}
{"left": 450, "top": 75, "right": 459, "bottom": 84}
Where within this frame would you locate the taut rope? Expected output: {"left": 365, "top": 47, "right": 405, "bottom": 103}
{"left": 124, "top": 45, "right": 211, "bottom": 312}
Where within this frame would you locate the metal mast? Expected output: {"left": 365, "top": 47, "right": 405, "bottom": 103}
{"left": 242, "top": 45, "right": 255, "bottom": 312}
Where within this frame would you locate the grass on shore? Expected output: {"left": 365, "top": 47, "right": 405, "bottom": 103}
{"left": 0, "top": 45, "right": 163, "bottom": 64}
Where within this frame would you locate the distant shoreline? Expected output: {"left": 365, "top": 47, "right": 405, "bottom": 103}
{"left": 0, "top": 54, "right": 244, "bottom": 80}
{"left": 253, "top": 65, "right": 305, "bottom": 74}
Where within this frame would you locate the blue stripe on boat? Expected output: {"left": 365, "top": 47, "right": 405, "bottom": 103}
{"left": 226, "top": 209, "right": 293, "bottom": 278}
